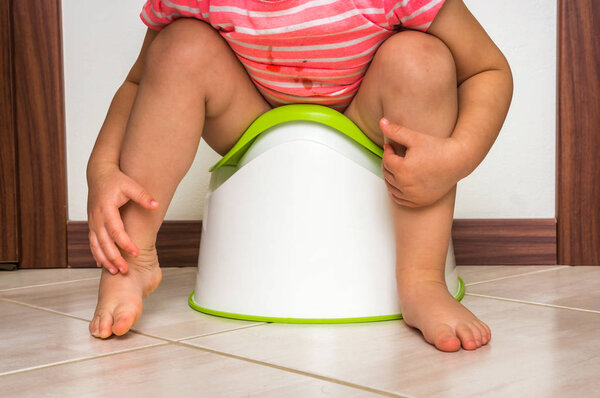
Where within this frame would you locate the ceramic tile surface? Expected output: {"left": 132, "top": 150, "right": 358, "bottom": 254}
{"left": 184, "top": 295, "right": 600, "bottom": 397}
{"left": 3, "top": 266, "right": 599, "bottom": 398}
{"left": 0, "top": 268, "right": 100, "bottom": 290}
{"left": 0, "top": 344, "right": 382, "bottom": 397}
{"left": 0, "top": 267, "right": 263, "bottom": 340}
{"left": 456, "top": 265, "right": 565, "bottom": 285}
{"left": 467, "top": 266, "right": 600, "bottom": 311}
{"left": 0, "top": 301, "right": 162, "bottom": 375}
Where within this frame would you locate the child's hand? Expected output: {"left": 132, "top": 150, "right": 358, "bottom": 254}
{"left": 379, "top": 118, "right": 465, "bottom": 208}
{"left": 87, "top": 163, "right": 159, "bottom": 274}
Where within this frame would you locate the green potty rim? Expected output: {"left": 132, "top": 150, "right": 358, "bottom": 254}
{"left": 209, "top": 104, "right": 384, "bottom": 172}
{"left": 188, "top": 277, "right": 466, "bottom": 324}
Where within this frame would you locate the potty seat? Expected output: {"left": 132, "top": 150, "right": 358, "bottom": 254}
{"left": 189, "top": 104, "right": 464, "bottom": 323}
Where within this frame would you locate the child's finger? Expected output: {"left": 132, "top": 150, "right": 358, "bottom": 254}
{"left": 380, "top": 118, "right": 415, "bottom": 148}
{"left": 104, "top": 206, "right": 139, "bottom": 257}
{"left": 384, "top": 178, "right": 404, "bottom": 199}
{"left": 89, "top": 232, "right": 119, "bottom": 274}
{"left": 383, "top": 143, "right": 406, "bottom": 165}
{"left": 122, "top": 180, "right": 159, "bottom": 210}
{"left": 381, "top": 151, "right": 396, "bottom": 180}
{"left": 88, "top": 236, "right": 102, "bottom": 268}
{"left": 393, "top": 196, "right": 418, "bottom": 208}
{"left": 382, "top": 166, "right": 399, "bottom": 188}
{"left": 98, "top": 228, "right": 128, "bottom": 274}
{"left": 382, "top": 146, "right": 406, "bottom": 178}
{"left": 383, "top": 143, "right": 395, "bottom": 157}
{"left": 387, "top": 186, "right": 417, "bottom": 208}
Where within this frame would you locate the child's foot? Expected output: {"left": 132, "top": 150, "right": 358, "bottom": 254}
{"left": 89, "top": 248, "right": 162, "bottom": 338}
{"left": 398, "top": 279, "right": 491, "bottom": 352}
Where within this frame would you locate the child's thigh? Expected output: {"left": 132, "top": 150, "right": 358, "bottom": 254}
{"left": 152, "top": 19, "right": 271, "bottom": 156}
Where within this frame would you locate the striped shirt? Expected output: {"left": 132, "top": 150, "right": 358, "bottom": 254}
{"left": 141, "top": 0, "right": 446, "bottom": 111}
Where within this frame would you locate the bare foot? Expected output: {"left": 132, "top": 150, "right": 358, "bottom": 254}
{"left": 89, "top": 248, "right": 162, "bottom": 338}
{"left": 399, "top": 279, "right": 491, "bottom": 352}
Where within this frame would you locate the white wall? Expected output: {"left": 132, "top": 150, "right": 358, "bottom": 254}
{"left": 64, "top": 0, "right": 557, "bottom": 221}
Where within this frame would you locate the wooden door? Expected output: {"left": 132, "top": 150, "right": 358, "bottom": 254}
{"left": 0, "top": 0, "right": 18, "bottom": 264}
{"left": 0, "top": 0, "right": 67, "bottom": 268}
{"left": 557, "top": 0, "right": 600, "bottom": 265}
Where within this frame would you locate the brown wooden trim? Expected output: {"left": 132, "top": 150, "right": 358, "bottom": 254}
{"left": 557, "top": 0, "right": 600, "bottom": 265}
{"left": 13, "top": 0, "right": 67, "bottom": 267}
{"left": 68, "top": 219, "right": 556, "bottom": 267}
{"left": 68, "top": 221, "right": 202, "bottom": 268}
{"left": 452, "top": 219, "right": 557, "bottom": 265}
{"left": 0, "top": 0, "right": 19, "bottom": 262}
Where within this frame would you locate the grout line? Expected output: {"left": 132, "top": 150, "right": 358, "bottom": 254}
{"left": 0, "top": 342, "right": 170, "bottom": 378}
{"left": 174, "top": 322, "right": 269, "bottom": 342}
{"left": 0, "top": 276, "right": 100, "bottom": 292}
{"left": 464, "top": 266, "right": 570, "bottom": 287}
{"left": 0, "top": 297, "right": 269, "bottom": 344}
{"left": 0, "top": 334, "right": 408, "bottom": 398}
{"left": 465, "top": 292, "right": 600, "bottom": 314}
{"left": 112, "top": 327, "right": 406, "bottom": 396}
{"left": 0, "top": 297, "right": 98, "bottom": 323}
{"left": 174, "top": 340, "right": 406, "bottom": 398}
{"left": 0, "top": 266, "right": 192, "bottom": 293}
{"left": 0, "top": 298, "right": 179, "bottom": 343}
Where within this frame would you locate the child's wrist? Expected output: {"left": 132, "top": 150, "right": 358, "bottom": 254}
{"left": 86, "top": 158, "right": 119, "bottom": 182}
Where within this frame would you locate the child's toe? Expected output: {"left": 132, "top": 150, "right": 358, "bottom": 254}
{"left": 98, "top": 313, "right": 114, "bottom": 339}
{"left": 469, "top": 323, "right": 483, "bottom": 347}
{"left": 456, "top": 323, "right": 478, "bottom": 350}
{"left": 111, "top": 303, "right": 140, "bottom": 336}
{"left": 434, "top": 325, "right": 461, "bottom": 352}
{"left": 89, "top": 316, "right": 100, "bottom": 337}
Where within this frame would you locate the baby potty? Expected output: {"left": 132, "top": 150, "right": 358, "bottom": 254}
{"left": 189, "top": 104, "right": 464, "bottom": 323}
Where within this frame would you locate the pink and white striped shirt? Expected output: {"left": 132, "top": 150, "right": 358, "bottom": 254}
{"left": 141, "top": 0, "right": 445, "bottom": 111}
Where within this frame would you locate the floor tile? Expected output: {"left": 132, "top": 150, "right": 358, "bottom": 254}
{"left": 183, "top": 296, "right": 600, "bottom": 398}
{"left": 0, "top": 268, "right": 263, "bottom": 341}
{"left": 456, "top": 265, "right": 564, "bottom": 285}
{"left": 0, "top": 268, "right": 100, "bottom": 291}
{"left": 467, "top": 266, "right": 600, "bottom": 311}
{"left": 0, "top": 301, "right": 162, "bottom": 376}
{"left": 0, "top": 344, "right": 385, "bottom": 397}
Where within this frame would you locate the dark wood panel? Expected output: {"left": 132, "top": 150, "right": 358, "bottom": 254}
{"left": 68, "top": 221, "right": 202, "bottom": 268}
{"left": 69, "top": 219, "right": 555, "bottom": 268}
{"left": 13, "top": 0, "right": 67, "bottom": 267}
{"left": 557, "top": 0, "right": 600, "bottom": 265}
{"left": 0, "top": 0, "right": 19, "bottom": 262}
{"left": 452, "top": 219, "right": 557, "bottom": 265}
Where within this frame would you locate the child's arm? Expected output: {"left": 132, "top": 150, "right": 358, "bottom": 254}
{"left": 430, "top": 0, "right": 513, "bottom": 177}
{"left": 380, "top": 0, "right": 513, "bottom": 207}
{"left": 87, "top": 28, "right": 159, "bottom": 274}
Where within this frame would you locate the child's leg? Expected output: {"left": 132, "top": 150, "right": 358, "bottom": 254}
{"left": 90, "top": 19, "right": 271, "bottom": 338}
{"left": 344, "top": 31, "right": 491, "bottom": 351}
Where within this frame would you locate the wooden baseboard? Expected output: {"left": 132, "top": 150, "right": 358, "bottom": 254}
{"left": 452, "top": 219, "right": 557, "bottom": 265}
{"left": 67, "top": 219, "right": 557, "bottom": 267}
{"left": 67, "top": 221, "right": 202, "bottom": 268}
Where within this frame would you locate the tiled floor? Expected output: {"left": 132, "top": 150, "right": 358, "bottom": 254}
{"left": 1, "top": 265, "right": 599, "bottom": 397}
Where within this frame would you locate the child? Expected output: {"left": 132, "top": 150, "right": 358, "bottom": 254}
{"left": 86, "top": 0, "right": 512, "bottom": 352}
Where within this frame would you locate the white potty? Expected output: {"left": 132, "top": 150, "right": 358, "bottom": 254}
{"left": 189, "top": 104, "right": 464, "bottom": 323}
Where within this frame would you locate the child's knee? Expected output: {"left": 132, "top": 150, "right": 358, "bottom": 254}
{"left": 374, "top": 30, "right": 457, "bottom": 91}
{"left": 146, "top": 19, "right": 227, "bottom": 75}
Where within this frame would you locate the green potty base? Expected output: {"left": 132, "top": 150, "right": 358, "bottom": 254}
{"left": 188, "top": 277, "right": 465, "bottom": 324}
{"left": 192, "top": 104, "right": 463, "bottom": 325}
